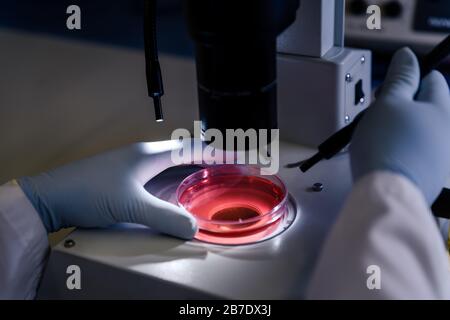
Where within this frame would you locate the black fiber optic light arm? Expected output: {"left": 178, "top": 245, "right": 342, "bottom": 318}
{"left": 144, "top": 0, "right": 164, "bottom": 122}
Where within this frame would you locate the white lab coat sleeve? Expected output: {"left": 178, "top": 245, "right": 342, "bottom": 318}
{"left": 307, "top": 171, "right": 450, "bottom": 300}
{"left": 0, "top": 181, "right": 49, "bottom": 299}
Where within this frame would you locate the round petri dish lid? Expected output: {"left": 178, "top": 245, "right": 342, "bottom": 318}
{"left": 177, "top": 165, "right": 291, "bottom": 244}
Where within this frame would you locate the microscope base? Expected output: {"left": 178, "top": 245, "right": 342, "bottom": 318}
{"left": 37, "top": 141, "right": 353, "bottom": 299}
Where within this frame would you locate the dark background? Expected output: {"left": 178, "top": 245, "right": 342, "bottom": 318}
{"left": 0, "top": 0, "right": 193, "bottom": 55}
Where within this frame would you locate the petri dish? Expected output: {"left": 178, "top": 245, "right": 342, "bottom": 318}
{"left": 176, "top": 165, "right": 290, "bottom": 245}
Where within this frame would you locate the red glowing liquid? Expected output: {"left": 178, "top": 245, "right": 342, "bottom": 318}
{"left": 177, "top": 170, "right": 287, "bottom": 244}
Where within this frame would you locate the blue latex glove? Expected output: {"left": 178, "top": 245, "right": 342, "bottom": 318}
{"left": 17, "top": 140, "right": 197, "bottom": 239}
{"left": 350, "top": 47, "right": 450, "bottom": 205}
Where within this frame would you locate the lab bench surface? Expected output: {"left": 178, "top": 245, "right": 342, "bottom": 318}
{"left": 0, "top": 29, "right": 198, "bottom": 184}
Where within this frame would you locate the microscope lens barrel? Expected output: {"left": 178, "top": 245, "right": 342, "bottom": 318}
{"left": 195, "top": 38, "right": 278, "bottom": 134}
{"left": 185, "top": 0, "right": 300, "bottom": 145}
